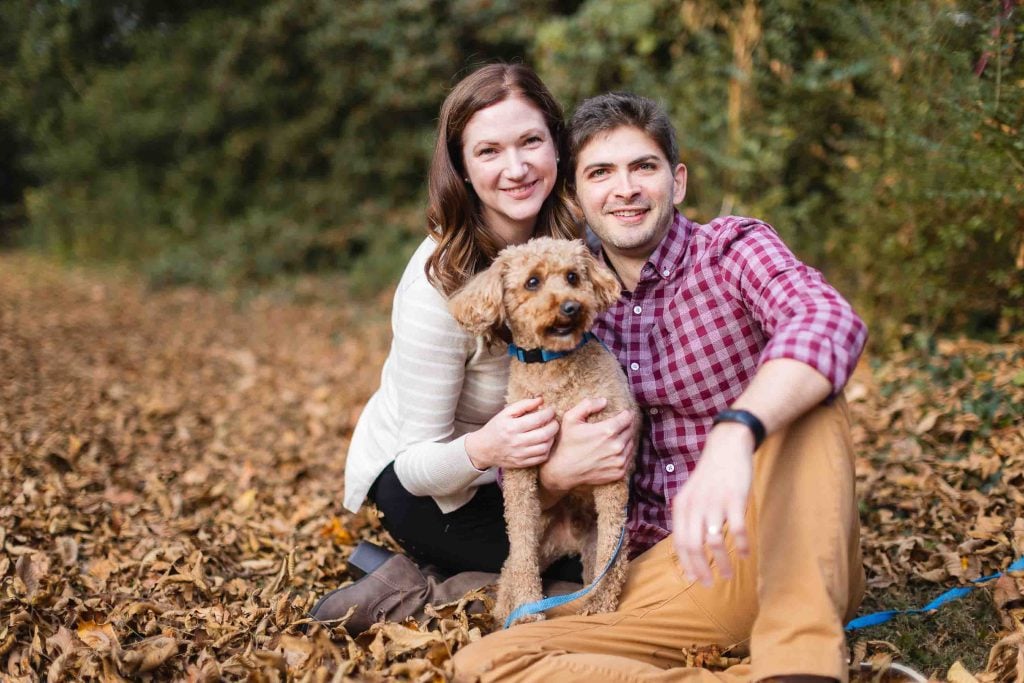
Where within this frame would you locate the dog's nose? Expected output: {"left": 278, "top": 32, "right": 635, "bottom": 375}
{"left": 561, "top": 301, "right": 581, "bottom": 318}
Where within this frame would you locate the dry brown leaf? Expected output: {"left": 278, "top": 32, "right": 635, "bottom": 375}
{"left": 914, "top": 410, "right": 943, "bottom": 434}
{"left": 233, "top": 489, "right": 258, "bottom": 513}
{"left": 44, "top": 627, "right": 77, "bottom": 658}
{"left": 949, "top": 660, "right": 981, "bottom": 682}
{"left": 76, "top": 620, "right": 118, "bottom": 652}
{"left": 120, "top": 635, "right": 178, "bottom": 674}
{"left": 15, "top": 553, "right": 50, "bottom": 598}
{"left": 969, "top": 515, "right": 1006, "bottom": 541}
{"left": 87, "top": 557, "right": 119, "bottom": 583}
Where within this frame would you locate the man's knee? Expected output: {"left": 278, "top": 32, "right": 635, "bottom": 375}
{"left": 451, "top": 639, "right": 493, "bottom": 683}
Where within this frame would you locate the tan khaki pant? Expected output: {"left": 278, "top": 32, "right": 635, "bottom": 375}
{"left": 453, "top": 399, "right": 864, "bottom": 682}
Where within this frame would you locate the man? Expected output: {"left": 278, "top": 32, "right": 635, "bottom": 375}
{"left": 452, "top": 92, "right": 868, "bottom": 682}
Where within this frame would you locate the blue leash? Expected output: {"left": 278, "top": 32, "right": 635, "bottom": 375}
{"left": 845, "top": 554, "right": 1024, "bottom": 631}
{"left": 504, "top": 519, "right": 627, "bottom": 629}
{"left": 505, "top": 543, "right": 1024, "bottom": 631}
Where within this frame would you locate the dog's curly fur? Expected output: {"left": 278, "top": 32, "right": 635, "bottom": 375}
{"left": 449, "top": 237, "right": 639, "bottom": 626}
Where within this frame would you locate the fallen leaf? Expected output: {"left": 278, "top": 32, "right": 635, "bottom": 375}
{"left": 120, "top": 635, "right": 178, "bottom": 674}
{"left": 77, "top": 620, "right": 118, "bottom": 652}
{"left": 948, "top": 660, "right": 980, "bottom": 683}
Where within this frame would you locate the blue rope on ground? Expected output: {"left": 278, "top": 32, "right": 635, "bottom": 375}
{"left": 845, "top": 554, "right": 1024, "bottom": 631}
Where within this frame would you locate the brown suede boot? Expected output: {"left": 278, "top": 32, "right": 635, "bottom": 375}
{"left": 309, "top": 554, "right": 499, "bottom": 635}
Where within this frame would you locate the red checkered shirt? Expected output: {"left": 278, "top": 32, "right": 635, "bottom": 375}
{"left": 592, "top": 212, "right": 867, "bottom": 558}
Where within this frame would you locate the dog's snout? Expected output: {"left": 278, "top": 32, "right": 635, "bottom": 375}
{"left": 560, "top": 300, "right": 581, "bottom": 318}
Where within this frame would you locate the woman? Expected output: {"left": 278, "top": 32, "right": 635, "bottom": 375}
{"left": 311, "top": 64, "right": 582, "bottom": 631}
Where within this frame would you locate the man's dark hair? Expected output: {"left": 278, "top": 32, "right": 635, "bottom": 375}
{"left": 567, "top": 92, "right": 679, "bottom": 185}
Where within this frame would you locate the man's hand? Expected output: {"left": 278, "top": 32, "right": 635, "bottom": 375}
{"left": 465, "top": 397, "right": 559, "bottom": 470}
{"left": 538, "top": 397, "right": 634, "bottom": 507}
{"left": 671, "top": 422, "right": 754, "bottom": 586}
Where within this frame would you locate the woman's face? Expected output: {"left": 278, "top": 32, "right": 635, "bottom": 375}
{"left": 461, "top": 95, "right": 558, "bottom": 245}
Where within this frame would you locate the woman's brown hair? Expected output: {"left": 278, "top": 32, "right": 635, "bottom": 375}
{"left": 425, "top": 63, "right": 579, "bottom": 297}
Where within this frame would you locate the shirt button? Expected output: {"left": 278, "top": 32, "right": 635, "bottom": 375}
{"left": 662, "top": 268, "right": 671, "bottom": 277}
{"left": 632, "top": 305, "right": 642, "bottom": 315}
{"left": 629, "top": 362, "right": 640, "bottom": 371}
{"left": 650, "top": 407, "right": 659, "bottom": 415}
{"left": 666, "top": 463, "right": 675, "bottom": 473}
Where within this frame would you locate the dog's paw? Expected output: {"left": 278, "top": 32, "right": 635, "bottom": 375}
{"left": 583, "top": 592, "right": 620, "bottom": 615}
{"left": 507, "top": 612, "right": 546, "bottom": 627}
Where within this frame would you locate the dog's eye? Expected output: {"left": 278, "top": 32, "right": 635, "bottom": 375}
{"left": 566, "top": 271, "right": 579, "bottom": 286}
{"left": 525, "top": 276, "right": 541, "bottom": 291}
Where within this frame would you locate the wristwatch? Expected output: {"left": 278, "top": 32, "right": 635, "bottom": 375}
{"left": 711, "top": 409, "right": 766, "bottom": 450}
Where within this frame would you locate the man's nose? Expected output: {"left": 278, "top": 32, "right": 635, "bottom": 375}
{"left": 612, "top": 171, "right": 640, "bottom": 199}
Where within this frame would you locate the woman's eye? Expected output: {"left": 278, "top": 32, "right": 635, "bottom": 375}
{"left": 525, "top": 276, "right": 540, "bottom": 290}
{"left": 526, "top": 135, "right": 543, "bottom": 145}
{"left": 566, "top": 272, "right": 579, "bottom": 286}
{"left": 478, "top": 147, "right": 497, "bottom": 157}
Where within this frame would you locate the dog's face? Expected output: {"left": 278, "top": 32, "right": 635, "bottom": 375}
{"left": 449, "top": 237, "right": 622, "bottom": 351}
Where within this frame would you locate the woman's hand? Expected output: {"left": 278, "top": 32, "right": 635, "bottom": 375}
{"left": 538, "top": 398, "right": 634, "bottom": 502}
{"left": 465, "top": 397, "right": 559, "bottom": 470}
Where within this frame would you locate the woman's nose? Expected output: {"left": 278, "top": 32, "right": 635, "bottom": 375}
{"left": 504, "top": 149, "right": 528, "bottom": 178}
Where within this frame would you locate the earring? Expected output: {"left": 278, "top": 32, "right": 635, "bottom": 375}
{"left": 464, "top": 177, "right": 470, "bottom": 183}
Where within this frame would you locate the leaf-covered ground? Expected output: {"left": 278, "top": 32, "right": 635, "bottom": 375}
{"left": 2, "top": 253, "right": 1023, "bottom": 682}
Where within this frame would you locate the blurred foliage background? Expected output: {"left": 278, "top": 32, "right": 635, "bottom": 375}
{"left": 1, "top": 0, "right": 1021, "bottom": 346}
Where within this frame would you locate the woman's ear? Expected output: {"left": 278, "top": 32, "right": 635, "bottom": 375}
{"left": 583, "top": 248, "right": 622, "bottom": 312}
{"left": 448, "top": 258, "right": 506, "bottom": 334}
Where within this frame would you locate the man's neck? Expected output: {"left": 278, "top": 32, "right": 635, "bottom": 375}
{"left": 602, "top": 252, "right": 646, "bottom": 293}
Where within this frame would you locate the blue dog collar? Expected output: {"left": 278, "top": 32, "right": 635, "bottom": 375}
{"left": 507, "top": 332, "right": 600, "bottom": 363}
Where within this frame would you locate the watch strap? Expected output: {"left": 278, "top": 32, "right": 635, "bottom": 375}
{"left": 712, "top": 409, "right": 766, "bottom": 450}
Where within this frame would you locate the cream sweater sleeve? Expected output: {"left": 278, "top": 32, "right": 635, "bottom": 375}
{"left": 389, "top": 274, "right": 491, "bottom": 496}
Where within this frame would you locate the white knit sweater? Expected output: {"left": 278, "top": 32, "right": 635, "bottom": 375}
{"left": 342, "top": 237, "right": 509, "bottom": 514}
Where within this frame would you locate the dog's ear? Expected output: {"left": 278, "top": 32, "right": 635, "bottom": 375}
{"left": 582, "top": 248, "right": 622, "bottom": 311}
{"left": 448, "top": 258, "right": 506, "bottom": 334}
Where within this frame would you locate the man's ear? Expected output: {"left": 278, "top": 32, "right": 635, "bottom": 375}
{"left": 448, "top": 259, "right": 506, "bottom": 334}
{"left": 583, "top": 248, "right": 622, "bottom": 311}
{"left": 672, "top": 163, "right": 688, "bottom": 205}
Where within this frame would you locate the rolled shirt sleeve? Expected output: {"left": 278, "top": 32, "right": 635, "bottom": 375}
{"left": 719, "top": 220, "right": 868, "bottom": 396}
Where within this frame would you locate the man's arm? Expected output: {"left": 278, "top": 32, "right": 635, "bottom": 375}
{"left": 670, "top": 357, "right": 831, "bottom": 586}
{"left": 666, "top": 220, "right": 866, "bottom": 585}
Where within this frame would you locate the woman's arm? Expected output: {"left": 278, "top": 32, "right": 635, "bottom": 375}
{"left": 389, "top": 276, "right": 557, "bottom": 497}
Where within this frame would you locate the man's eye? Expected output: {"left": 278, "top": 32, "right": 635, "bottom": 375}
{"left": 590, "top": 169, "right": 608, "bottom": 178}
{"left": 525, "top": 276, "right": 541, "bottom": 290}
{"left": 566, "top": 272, "right": 579, "bottom": 286}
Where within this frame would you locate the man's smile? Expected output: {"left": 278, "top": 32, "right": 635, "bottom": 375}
{"left": 608, "top": 206, "right": 650, "bottom": 223}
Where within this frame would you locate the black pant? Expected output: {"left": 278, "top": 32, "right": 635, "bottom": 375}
{"left": 369, "top": 462, "right": 582, "bottom": 581}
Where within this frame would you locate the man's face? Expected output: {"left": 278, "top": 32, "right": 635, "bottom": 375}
{"left": 573, "top": 126, "right": 687, "bottom": 261}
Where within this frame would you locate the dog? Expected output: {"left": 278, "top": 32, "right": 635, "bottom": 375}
{"left": 449, "top": 237, "right": 638, "bottom": 625}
